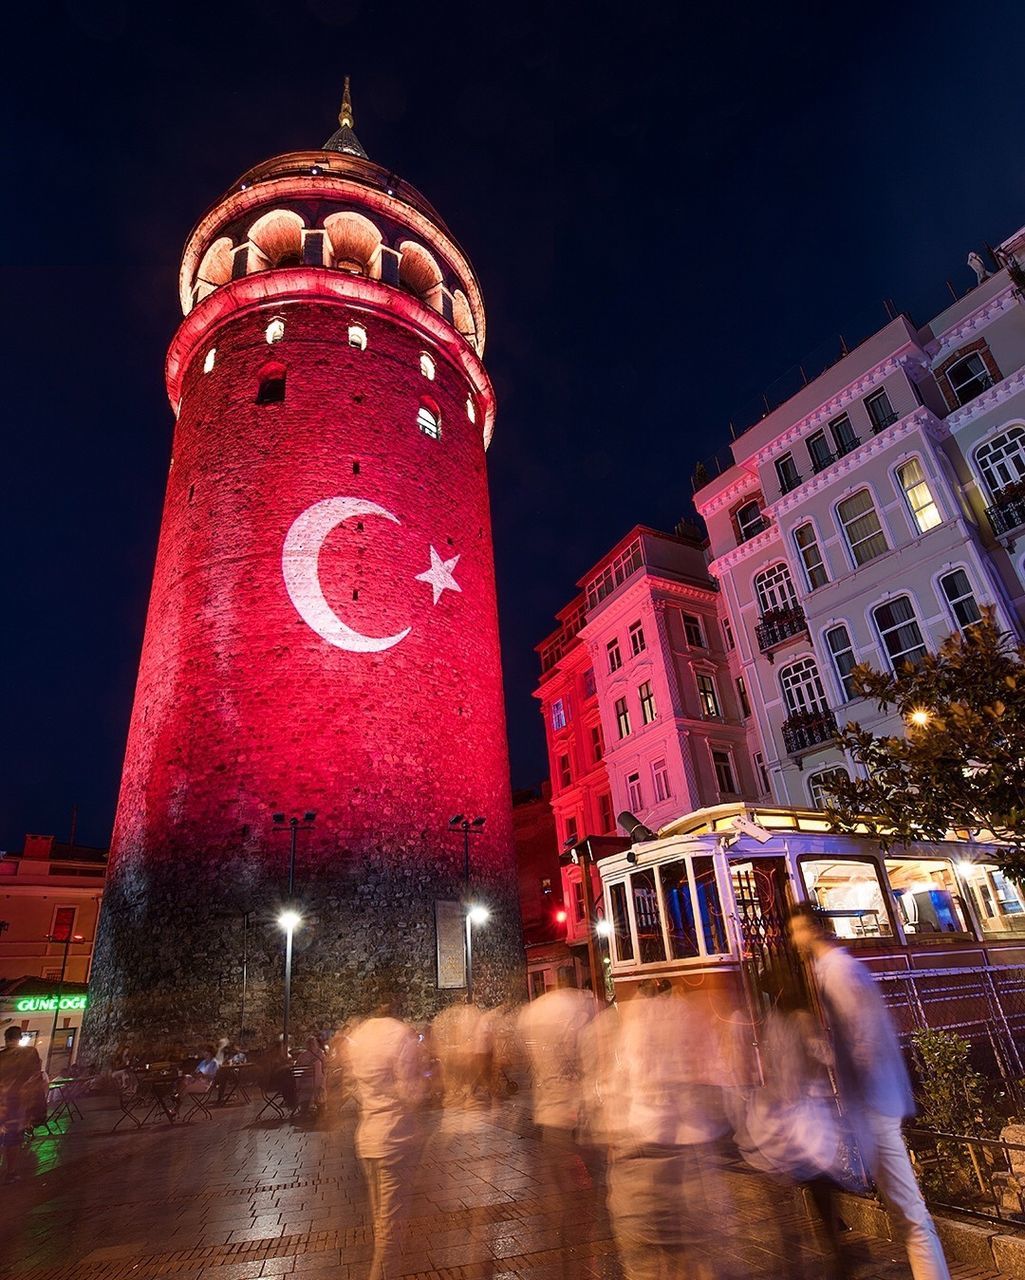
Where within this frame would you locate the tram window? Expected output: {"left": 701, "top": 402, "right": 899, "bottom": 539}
{"left": 799, "top": 858, "right": 893, "bottom": 939}
{"left": 631, "top": 869, "right": 667, "bottom": 963}
{"left": 694, "top": 856, "right": 728, "bottom": 954}
{"left": 957, "top": 863, "right": 1025, "bottom": 938}
{"left": 609, "top": 881, "right": 634, "bottom": 962}
{"left": 885, "top": 859, "right": 970, "bottom": 936}
{"left": 660, "top": 860, "right": 699, "bottom": 959}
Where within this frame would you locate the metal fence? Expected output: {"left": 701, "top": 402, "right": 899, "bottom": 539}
{"left": 905, "top": 1128, "right": 1025, "bottom": 1224}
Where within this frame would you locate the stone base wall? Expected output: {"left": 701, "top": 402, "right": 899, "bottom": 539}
{"left": 82, "top": 846, "right": 524, "bottom": 1066}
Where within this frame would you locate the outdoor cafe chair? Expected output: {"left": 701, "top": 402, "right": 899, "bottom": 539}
{"left": 180, "top": 1074, "right": 217, "bottom": 1122}
{"left": 112, "top": 1073, "right": 149, "bottom": 1131}
{"left": 255, "top": 1080, "right": 287, "bottom": 1121}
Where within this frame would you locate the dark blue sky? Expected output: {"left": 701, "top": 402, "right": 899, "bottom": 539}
{"left": 4, "top": 0, "right": 1025, "bottom": 849}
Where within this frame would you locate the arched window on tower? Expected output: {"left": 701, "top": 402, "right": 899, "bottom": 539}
{"left": 348, "top": 324, "right": 367, "bottom": 350}
{"left": 257, "top": 361, "right": 287, "bottom": 405}
{"left": 246, "top": 209, "right": 305, "bottom": 273}
{"left": 452, "top": 289, "right": 478, "bottom": 350}
{"left": 417, "top": 397, "right": 441, "bottom": 440}
{"left": 398, "top": 242, "right": 443, "bottom": 309}
{"left": 324, "top": 211, "right": 382, "bottom": 277}
{"left": 419, "top": 353, "right": 435, "bottom": 380}
{"left": 193, "top": 236, "right": 234, "bottom": 308}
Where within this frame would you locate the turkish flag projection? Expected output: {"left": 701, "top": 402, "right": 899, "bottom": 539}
{"left": 111, "top": 298, "right": 513, "bottom": 878}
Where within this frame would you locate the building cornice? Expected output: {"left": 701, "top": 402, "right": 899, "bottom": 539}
{"left": 924, "top": 282, "right": 1018, "bottom": 362}
{"left": 756, "top": 344, "right": 926, "bottom": 466}
{"left": 945, "top": 366, "right": 1025, "bottom": 431}
{"left": 695, "top": 470, "right": 759, "bottom": 519}
{"left": 707, "top": 523, "right": 780, "bottom": 578}
{"left": 763, "top": 407, "right": 945, "bottom": 520}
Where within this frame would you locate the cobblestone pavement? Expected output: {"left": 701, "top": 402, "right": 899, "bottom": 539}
{"left": 0, "top": 1093, "right": 1011, "bottom": 1280}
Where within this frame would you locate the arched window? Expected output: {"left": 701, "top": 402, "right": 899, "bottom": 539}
{"left": 779, "top": 656, "right": 828, "bottom": 717}
{"left": 348, "top": 324, "right": 367, "bottom": 350}
{"left": 466, "top": 396, "right": 477, "bottom": 424}
{"left": 417, "top": 399, "right": 441, "bottom": 439}
{"left": 257, "top": 361, "right": 286, "bottom": 405}
{"left": 808, "top": 767, "right": 848, "bottom": 810}
{"left": 419, "top": 353, "right": 435, "bottom": 380}
{"left": 754, "top": 563, "right": 797, "bottom": 615}
{"left": 246, "top": 210, "right": 305, "bottom": 273}
{"left": 946, "top": 352, "right": 993, "bottom": 406}
{"left": 202, "top": 348, "right": 216, "bottom": 374}
{"left": 735, "top": 499, "right": 766, "bottom": 543}
{"left": 452, "top": 290, "right": 477, "bottom": 348}
{"left": 872, "top": 596, "right": 926, "bottom": 671}
{"left": 324, "top": 211, "right": 382, "bottom": 277}
{"left": 265, "top": 317, "right": 285, "bottom": 344}
{"left": 194, "top": 236, "right": 233, "bottom": 304}
{"left": 976, "top": 426, "right": 1025, "bottom": 497}
{"left": 398, "top": 241, "right": 443, "bottom": 306}
{"left": 824, "top": 624, "right": 857, "bottom": 700}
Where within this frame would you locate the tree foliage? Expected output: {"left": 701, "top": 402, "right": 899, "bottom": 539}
{"left": 825, "top": 609, "right": 1025, "bottom": 879}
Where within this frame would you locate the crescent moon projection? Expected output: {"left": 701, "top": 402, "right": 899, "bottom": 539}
{"left": 282, "top": 497, "right": 412, "bottom": 652}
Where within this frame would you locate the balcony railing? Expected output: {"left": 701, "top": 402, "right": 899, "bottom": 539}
{"left": 810, "top": 452, "right": 836, "bottom": 474}
{"left": 987, "top": 492, "right": 1025, "bottom": 537}
{"left": 835, "top": 435, "right": 861, "bottom": 458}
{"left": 782, "top": 707, "right": 838, "bottom": 754}
{"left": 870, "top": 411, "right": 899, "bottom": 434}
{"left": 779, "top": 472, "right": 803, "bottom": 495}
{"left": 756, "top": 605, "right": 808, "bottom": 653}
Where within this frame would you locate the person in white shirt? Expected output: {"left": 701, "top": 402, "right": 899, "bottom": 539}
{"left": 346, "top": 1000, "right": 427, "bottom": 1280}
{"left": 788, "top": 902, "right": 950, "bottom": 1280}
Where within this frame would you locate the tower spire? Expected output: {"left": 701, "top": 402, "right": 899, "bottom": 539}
{"left": 324, "top": 76, "right": 368, "bottom": 159}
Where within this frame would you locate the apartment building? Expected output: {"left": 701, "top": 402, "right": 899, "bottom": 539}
{"left": 692, "top": 228, "right": 1025, "bottom": 807}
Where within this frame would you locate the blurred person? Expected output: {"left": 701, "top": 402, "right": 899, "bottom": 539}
{"left": 788, "top": 902, "right": 950, "bottom": 1280}
{"left": 347, "top": 997, "right": 427, "bottom": 1280}
{"left": 606, "top": 979, "right": 730, "bottom": 1280}
{"left": 295, "top": 1033, "right": 327, "bottom": 1115}
{"left": 741, "top": 970, "right": 846, "bottom": 1279}
{"left": 431, "top": 999, "right": 482, "bottom": 1105}
{"left": 0, "top": 1026, "right": 45, "bottom": 1183}
{"left": 517, "top": 974, "right": 596, "bottom": 1277}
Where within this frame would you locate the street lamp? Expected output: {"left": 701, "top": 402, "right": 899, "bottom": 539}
{"left": 449, "top": 815, "right": 486, "bottom": 998}
{"left": 278, "top": 910, "right": 301, "bottom": 1051}
{"left": 908, "top": 708, "right": 931, "bottom": 728}
{"left": 46, "top": 930, "right": 84, "bottom": 1076}
{"left": 272, "top": 810, "right": 317, "bottom": 898}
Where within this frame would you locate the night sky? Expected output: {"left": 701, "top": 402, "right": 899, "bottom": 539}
{"left": 5, "top": 1, "right": 1025, "bottom": 850}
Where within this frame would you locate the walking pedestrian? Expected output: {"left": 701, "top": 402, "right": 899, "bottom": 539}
{"left": 787, "top": 902, "right": 950, "bottom": 1280}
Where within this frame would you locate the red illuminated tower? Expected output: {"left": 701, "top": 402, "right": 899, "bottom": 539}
{"left": 87, "top": 84, "right": 522, "bottom": 1051}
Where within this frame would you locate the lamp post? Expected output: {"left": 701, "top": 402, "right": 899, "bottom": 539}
{"left": 272, "top": 810, "right": 316, "bottom": 898}
{"left": 46, "top": 930, "right": 84, "bottom": 1075}
{"left": 278, "top": 910, "right": 301, "bottom": 1051}
{"left": 448, "top": 815, "right": 486, "bottom": 998}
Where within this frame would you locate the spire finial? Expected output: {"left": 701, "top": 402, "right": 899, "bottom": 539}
{"left": 339, "top": 76, "right": 355, "bottom": 130}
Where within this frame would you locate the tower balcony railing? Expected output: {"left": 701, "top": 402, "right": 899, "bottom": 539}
{"left": 782, "top": 707, "right": 838, "bottom": 754}
{"left": 756, "top": 604, "right": 808, "bottom": 654}
{"left": 986, "top": 487, "right": 1025, "bottom": 538}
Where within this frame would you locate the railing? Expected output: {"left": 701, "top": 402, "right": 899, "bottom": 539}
{"left": 810, "top": 452, "right": 836, "bottom": 474}
{"left": 987, "top": 494, "right": 1025, "bottom": 537}
{"left": 905, "top": 1128, "right": 1025, "bottom": 1224}
{"left": 835, "top": 435, "right": 861, "bottom": 458}
{"left": 779, "top": 472, "right": 803, "bottom": 495}
{"left": 781, "top": 707, "right": 837, "bottom": 753}
{"left": 870, "top": 411, "right": 899, "bottom": 434}
{"left": 755, "top": 605, "right": 808, "bottom": 652}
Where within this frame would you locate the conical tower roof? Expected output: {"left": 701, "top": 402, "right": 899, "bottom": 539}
{"left": 323, "top": 77, "right": 367, "bottom": 158}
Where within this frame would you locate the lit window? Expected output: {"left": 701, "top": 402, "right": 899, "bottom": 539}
{"left": 780, "top": 657, "right": 828, "bottom": 716}
{"left": 735, "top": 676, "right": 751, "bottom": 718}
{"left": 947, "top": 351, "right": 993, "bottom": 406}
{"left": 598, "top": 792, "right": 614, "bottom": 833}
{"left": 630, "top": 869, "right": 665, "bottom": 963}
{"left": 607, "top": 637, "right": 623, "bottom": 673}
{"left": 652, "top": 758, "right": 671, "bottom": 804}
{"left": 958, "top": 863, "right": 1025, "bottom": 938}
{"left": 551, "top": 698, "right": 567, "bottom": 732}
{"left": 735, "top": 500, "right": 766, "bottom": 543}
{"left": 265, "top": 317, "right": 285, "bottom": 344}
{"left": 896, "top": 458, "right": 942, "bottom": 533}
{"left": 639, "top": 681, "right": 657, "bottom": 724}
{"left": 866, "top": 388, "right": 897, "bottom": 433}
{"left": 808, "top": 767, "right": 848, "bottom": 811}
{"left": 419, "top": 352, "right": 435, "bottom": 380}
{"left": 754, "top": 563, "right": 797, "bottom": 615}
{"left": 203, "top": 348, "right": 216, "bottom": 373}
{"left": 824, "top": 624, "right": 858, "bottom": 700}
{"left": 466, "top": 396, "right": 476, "bottom": 424}
{"left": 712, "top": 749, "right": 737, "bottom": 795}
{"left": 591, "top": 724, "right": 604, "bottom": 763}
{"left": 609, "top": 882, "right": 633, "bottom": 961}
{"left": 939, "top": 569, "right": 982, "bottom": 631}
{"left": 348, "top": 324, "right": 367, "bottom": 350}
{"left": 873, "top": 596, "right": 927, "bottom": 671}
{"left": 660, "top": 857, "right": 727, "bottom": 958}
{"left": 626, "top": 772, "right": 643, "bottom": 812}
{"left": 629, "top": 620, "right": 646, "bottom": 656}
{"left": 886, "top": 858, "right": 970, "bottom": 935}
{"left": 837, "top": 489, "right": 888, "bottom": 566}
{"left": 682, "top": 614, "right": 704, "bottom": 647}
{"left": 417, "top": 404, "right": 441, "bottom": 439}
{"left": 976, "top": 427, "right": 1025, "bottom": 496}
{"left": 753, "top": 751, "right": 771, "bottom": 796}
{"left": 799, "top": 858, "right": 893, "bottom": 939}
{"left": 721, "top": 616, "right": 735, "bottom": 651}
{"left": 615, "top": 697, "right": 632, "bottom": 739}
{"left": 794, "top": 523, "right": 828, "bottom": 590}
{"left": 696, "top": 674, "right": 721, "bottom": 718}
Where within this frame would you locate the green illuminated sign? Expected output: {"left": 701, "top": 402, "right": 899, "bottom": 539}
{"left": 14, "top": 994, "right": 88, "bottom": 1013}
